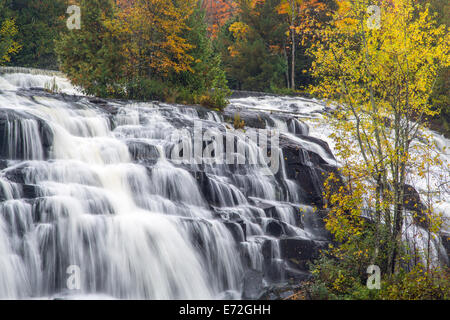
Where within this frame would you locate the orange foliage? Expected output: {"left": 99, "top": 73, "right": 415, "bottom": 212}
{"left": 277, "top": 0, "right": 327, "bottom": 42}
{"left": 108, "top": 0, "right": 195, "bottom": 77}
{"left": 202, "top": 0, "right": 237, "bottom": 37}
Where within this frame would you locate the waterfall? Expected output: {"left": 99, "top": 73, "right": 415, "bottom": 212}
{"left": 0, "top": 70, "right": 334, "bottom": 299}
{"left": 1, "top": 69, "right": 446, "bottom": 299}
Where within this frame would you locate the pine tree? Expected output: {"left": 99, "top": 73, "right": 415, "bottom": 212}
{"left": 0, "top": 0, "right": 68, "bottom": 69}
{"left": 217, "top": 0, "right": 288, "bottom": 90}
{"left": 55, "top": 0, "right": 125, "bottom": 97}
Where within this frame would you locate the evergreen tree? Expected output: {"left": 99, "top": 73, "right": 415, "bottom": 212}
{"left": 216, "top": 0, "right": 288, "bottom": 91}
{"left": 427, "top": 0, "right": 450, "bottom": 136}
{"left": 0, "top": 0, "right": 68, "bottom": 69}
{"left": 171, "top": 3, "right": 230, "bottom": 105}
{"left": 55, "top": 0, "right": 125, "bottom": 97}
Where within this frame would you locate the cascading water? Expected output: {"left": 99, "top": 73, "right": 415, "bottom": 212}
{"left": 0, "top": 69, "right": 447, "bottom": 299}
{"left": 0, "top": 70, "right": 337, "bottom": 299}
{"left": 231, "top": 95, "right": 450, "bottom": 267}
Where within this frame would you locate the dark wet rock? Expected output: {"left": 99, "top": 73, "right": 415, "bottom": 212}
{"left": 279, "top": 237, "right": 319, "bottom": 261}
{"left": 4, "top": 165, "right": 27, "bottom": 184}
{"left": 403, "top": 184, "right": 433, "bottom": 229}
{"left": 279, "top": 290, "right": 295, "bottom": 299}
{"left": 258, "top": 283, "right": 305, "bottom": 300}
{"left": 279, "top": 135, "right": 340, "bottom": 206}
{"left": 295, "top": 134, "right": 335, "bottom": 161}
{"left": 249, "top": 198, "right": 303, "bottom": 228}
{"left": 223, "top": 108, "right": 275, "bottom": 129}
{"left": 440, "top": 231, "right": 450, "bottom": 265}
{"left": 127, "top": 140, "right": 160, "bottom": 163}
{"left": 279, "top": 135, "right": 328, "bottom": 166}
{"left": 22, "top": 184, "right": 40, "bottom": 199}
{"left": 287, "top": 118, "right": 309, "bottom": 136}
{"left": 263, "top": 259, "right": 284, "bottom": 282}
{"left": 224, "top": 221, "right": 246, "bottom": 242}
{"left": 261, "top": 239, "right": 278, "bottom": 261}
{"left": 284, "top": 262, "right": 313, "bottom": 281}
{"left": 191, "top": 171, "right": 219, "bottom": 206}
{"left": 0, "top": 160, "right": 8, "bottom": 170}
{"left": 266, "top": 220, "right": 284, "bottom": 237}
{"left": 0, "top": 109, "right": 54, "bottom": 160}
{"left": 88, "top": 97, "right": 109, "bottom": 105}
{"left": 189, "top": 171, "right": 250, "bottom": 208}
{"left": 301, "top": 208, "right": 332, "bottom": 241}
{"left": 404, "top": 184, "right": 426, "bottom": 212}
{"left": 40, "top": 122, "right": 54, "bottom": 149}
{"left": 242, "top": 270, "right": 264, "bottom": 300}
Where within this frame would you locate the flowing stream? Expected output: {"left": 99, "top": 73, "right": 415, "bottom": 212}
{"left": 0, "top": 69, "right": 447, "bottom": 299}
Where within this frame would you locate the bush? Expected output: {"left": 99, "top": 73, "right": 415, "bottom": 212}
{"left": 233, "top": 113, "right": 245, "bottom": 129}
{"left": 380, "top": 264, "right": 450, "bottom": 300}
{"left": 201, "top": 89, "right": 230, "bottom": 110}
{"left": 123, "top": 77, "right": 230, "bottom": 110}
{"left": 307, "top": 254, "right": 378, "bottom": 300}
{"left": 307, "top": 250, "right": 450, "bottom": 300}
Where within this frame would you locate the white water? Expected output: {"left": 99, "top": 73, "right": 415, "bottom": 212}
{"left": 0, "top": 72, "right": 333, "bottom": 299}
{"left": 231, "top": 95, "right": 450, "bottom": 265}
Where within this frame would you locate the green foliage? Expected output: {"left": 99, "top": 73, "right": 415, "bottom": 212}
{"left": 269, "top": 85, "right": 299, "bottom": 96}
{"left": 308, "top": 247, "right": 450, "bottom": 300}
{"left": 214, "top": 0, "right": 333, "bottom": 91}
{"left": 200, "top": 87, "right": 231, "bottom": 111}
{"left": 303, "top": 0, "right": 450, "bottom": 301}
{"left": 381, "top": 264, "right": 450, "bottom": 300}
{"left": 233, "top": 113, "right": 245, "bottom": 129}
{"left": 215, "top": 0, "right": 288, "bottom": 91}
{"left": 429, "top": 67, "right": 450, "bottom": 137}
{"left": 170, "top": 4, "right": 231, "bottom": 109}
{"left": 0, "top": 0, "right": 68, "bottom": 69}
{"left": 56, "top": 0, "right": 125, "bottom": 98}
{"left": 0, "top": 18, "right": 21, "bottom": 65}
{"left": 308, "top": 254, "right": 380, "bottom": 300}
{"left": 44, "top": 77, "right": 60, "bottom": 94}
{"left": 427, "top": 1, "right": 450, "bottom": 137}
{"left": 123, "top": 77, "right": 229, "bottom": 110}
{"left": 56, "top": 0, "right": 229, "bottom": 109}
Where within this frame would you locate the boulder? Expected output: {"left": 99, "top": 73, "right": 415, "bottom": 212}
{"left": 279, "top": 237, "right": 318, "bottom": 261}
{"left": 266, "top": 220, "right": 284, "bottom": 237}
{"left": 126, "top": 140, "right": 160, "bottom": 163}
{"left": 242, "top": 270, "right": 264, "bottom": 299}
{"left": 22, "top": 184, "right": 40, "bottom": 199}
{"left": 224, "top": 221, "right": 246, "bottom": 242}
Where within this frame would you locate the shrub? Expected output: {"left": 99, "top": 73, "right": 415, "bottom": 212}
{"left": 380, "top": 264, "right": 450, "bottom": 300}
{"left": 233, "top": 113, "right": 245, "bottom": 129}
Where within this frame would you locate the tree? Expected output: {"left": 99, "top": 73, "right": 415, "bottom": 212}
{"left": 277, "top": 0, "right": 327, "bottom": 89}
{"left": 203, "top": 0, "right": 237, "bottom": 38}
{"left": 56, "top": 0, "right": 230, "bottom": 108}
{"left": 216, "top": 0, "right": 288, "bottom": 90}
{"left": 170, "top": 2, "right": 231, "bottom": 106}
{"left": 427, "top": 0, "right": 450, "bottom": 136}
{"left": 0, "top": 18, "right": 21, "bottom": 65}
{"left": 309, "top": 0, "right": 449, "bottom": 275}
{"left": 110, "top": 0, "right": 196, "bottom": 83}
{"left": 56, "top": 0, "right": 125, "bottom": 97}
{"left": 214, "top": 0, "right": 331, "bottom": 90}
{"left": 0, "top": 0, "right": 68, "bottom": 69}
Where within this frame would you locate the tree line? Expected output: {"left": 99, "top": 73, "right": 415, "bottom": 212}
{"left": 0, "top": 0, "right": 447, "bottom": 133}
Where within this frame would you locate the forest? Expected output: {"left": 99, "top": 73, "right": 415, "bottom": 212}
{"left": 0, "top": 0, "right": 449, "bottom": 300}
